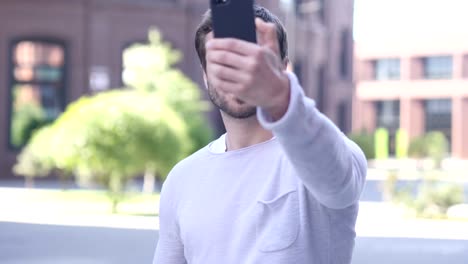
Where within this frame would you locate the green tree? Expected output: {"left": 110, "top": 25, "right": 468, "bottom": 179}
{"left": 13, "top": 125, "right": 55, "bottom": 187}
{"left": 123, "top": 27, "right": 214, "bottom": 191}
{"left": 51, "top": 91, "right": 191, "bottom": 212}
{"left": 123, "top": 28, "right": 213, "bottom": 153}
{"left": 15, "top": 27, "right": 213, "bottom": 211}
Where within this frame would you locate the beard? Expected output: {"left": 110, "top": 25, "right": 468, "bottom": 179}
{"left": 207, "top": 82, "right": 257, "bottom": 119}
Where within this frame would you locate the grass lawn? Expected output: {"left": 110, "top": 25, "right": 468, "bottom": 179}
{"left": 0, "top": 187, "right": 160, "bottom": 217}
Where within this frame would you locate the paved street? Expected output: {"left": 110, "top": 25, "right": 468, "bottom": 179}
{"left": 0, "top": 222, "right": 157, "bottom": 264}
{"left": 2, "top": 220, "right": 468, "bottom": 264}
{"left": 353, "top": 237, "right": 468, "bottom": 264}
{"left": 1, "top": 179, "right": 467, "bottom": 263}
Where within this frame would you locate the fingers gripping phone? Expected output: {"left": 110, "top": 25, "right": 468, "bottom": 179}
{"left": 210, "top": 0, "right": 257, "bottom": 43}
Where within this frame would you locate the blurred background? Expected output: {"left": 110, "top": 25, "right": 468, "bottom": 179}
{"left": 0, "top": 0, "right": 467, "bottom": 263}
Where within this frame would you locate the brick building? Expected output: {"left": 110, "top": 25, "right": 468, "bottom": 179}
{"left": 354, "top": 35, "right": 468, "bottom": 159}
{"left": 0, "top": 0, "right": 355, "bottom": 177}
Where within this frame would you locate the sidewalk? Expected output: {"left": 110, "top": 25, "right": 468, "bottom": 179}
{"left": 356, "top": 202, "right": 468, "bottom": 240}
{"left": 1, "top": 186, "right": 467, "bottom": 240}
{"left": 0, "top": 186, "right": 158, "bottom": 230}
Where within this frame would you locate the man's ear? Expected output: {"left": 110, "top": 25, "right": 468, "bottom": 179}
{"left": 282, "top": 57, "right": 290, "bottom": 71}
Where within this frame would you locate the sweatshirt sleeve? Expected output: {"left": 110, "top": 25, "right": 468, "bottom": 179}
{"left": 257, "top": 72, "right": 367, "bottom": 209}
{"left": 153, "top": 176, "right": 187, "bottom": 264}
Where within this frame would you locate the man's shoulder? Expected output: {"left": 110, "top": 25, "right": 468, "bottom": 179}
{"left": 164, "top": 145, "right": 210, "bottom": 185}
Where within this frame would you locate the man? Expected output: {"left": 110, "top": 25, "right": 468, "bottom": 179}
{"left": 153, "top": 5, "right": 366, "bottom": 264}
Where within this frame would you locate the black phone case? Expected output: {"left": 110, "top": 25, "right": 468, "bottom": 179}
{"left": 210, "top": 0, "right": 257, "bottom": 43}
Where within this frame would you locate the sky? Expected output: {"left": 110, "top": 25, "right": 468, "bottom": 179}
{"left": 353, "top": 0, "right": 468, "bottom": 42}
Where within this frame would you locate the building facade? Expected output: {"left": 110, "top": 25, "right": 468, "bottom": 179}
{"left": 0, "top": 0, "right": 354, "bottom": 177}
{"left": 354, "top": 35, "right": 468, "bottom": 159}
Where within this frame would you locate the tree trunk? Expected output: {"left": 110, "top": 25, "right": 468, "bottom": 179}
{"left": 108, "top": 176, "right": 123, "bottom": 214}
{"left": 111, "top": 198, "right": 118, "bottom": 214}
{"left": 58, "top": 172, "right": 71, "bottom": 191}
{"left": 143, "top": 166, "right": 156, "bottom": 193}
{"left": 25, "top": 176, "right": 35, "bottom": 188}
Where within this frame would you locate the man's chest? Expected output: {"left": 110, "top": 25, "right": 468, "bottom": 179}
{"left": 178, "top": 178, "right": 260, "bottom": 252}
{"left": 176, "top": 162, "right": 304, "bottom": 261}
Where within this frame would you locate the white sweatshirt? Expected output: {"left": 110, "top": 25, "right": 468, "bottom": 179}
{"left": 153, "top": 72, "right": 367, "bottom": 264}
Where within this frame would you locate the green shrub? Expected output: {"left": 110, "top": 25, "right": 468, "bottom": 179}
{"left": 408, "top": 136, "right": 427, "bottom": 159}
{"left": 387, "top": 175, "right": 465, "bottom": 219}
{"left": 395, "top": 129, "right": 408, "bottom": 159}
{"left": 374, "top": 128, "right": 389, "bottom": 160}
{"left": 408, "top": 132, "right": 448, "bottom": 168}
{"left": 13, "top": 125, "right": 58, "bottom": 187}
{"left": 413, "top": 181, "right": 464, "bottom": 218}
{"left": 348, "top": 131, "right": 375, "bottom": 160}
{"left": 425, "top": 132, "right": 448, "bottom": 168}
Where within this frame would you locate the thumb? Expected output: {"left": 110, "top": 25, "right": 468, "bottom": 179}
{"left": 255, "top": 18, "right": 280, "bottom": 55}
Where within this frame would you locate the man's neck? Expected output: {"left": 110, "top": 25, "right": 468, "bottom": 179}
{"left": 221, "top": 112, "right": 274, "bottom": 151}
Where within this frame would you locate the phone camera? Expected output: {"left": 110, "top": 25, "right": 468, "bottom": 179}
{"left": 215, "top": 0, "right": 229, "bottom": 5}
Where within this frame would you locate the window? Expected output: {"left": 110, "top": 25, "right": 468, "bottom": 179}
{"left": 376, "top": 100, "right": 400, "bottom": 131}
{"left": 339, "top": 29, "right": 351, "bottom": 79}
{"left": 425, "top": 99, "right": 452, "bottom": 146}
{"left": 422, "top": 56, "right": 453, "bottom": 79}
{"left": 374, "top": 59, "right": 400, "bottom": 80}
{"left": 8, "top": 38, "right": 67, "bottom": 149}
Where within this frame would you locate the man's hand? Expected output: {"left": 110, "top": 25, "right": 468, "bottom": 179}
{"left": 205, "top": 18, "right": 290, "bottom": 120}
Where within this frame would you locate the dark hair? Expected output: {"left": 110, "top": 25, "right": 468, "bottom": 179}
{"left": 194, "top": 5, "right": 288, "bottom": 70}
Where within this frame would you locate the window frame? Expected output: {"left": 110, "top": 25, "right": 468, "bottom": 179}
{"left": 339, "top": 29, "right": 351, "bottom": 80}
{"left": 424, "top": 99, "right": 452, "bottom": 149}
{"left": 373, "top": 58, "right": 401, "bottom": 81}
{"left": 7, "top": 36, "right": 68, "bottom": 151}
{"left": 422, "top": 55, "right": 453, "bottom": 80}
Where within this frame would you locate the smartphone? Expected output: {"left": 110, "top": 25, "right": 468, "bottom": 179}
{"left": 210, "top": 0, "right": 257, "bottom": 43}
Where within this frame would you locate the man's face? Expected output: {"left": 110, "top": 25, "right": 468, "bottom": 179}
{"left": 204, "top": 32, "right": 257, "bottom": 119}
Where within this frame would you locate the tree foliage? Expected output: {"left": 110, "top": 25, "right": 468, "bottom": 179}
{"left": 15, "top": 27, "right": 214, "bottom": 211}
{"left": 13, "top": 125, "right": 55, "bottom": 180}
{"left": 348, "top": 131, "right": 375, "bottom": 160}
{"left": 11, "top": 103, "right": 50, "bottom": 148}
{"left": 123, "top": 28, "right": 214, "bottom": 153}
{"left": 408, "top": 131, "right": 448, "bottom": 167}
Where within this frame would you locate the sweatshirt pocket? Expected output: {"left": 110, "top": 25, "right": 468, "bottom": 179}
{"left": 256, "top": 189, "right": 300, "bottom": 252}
